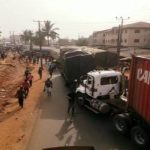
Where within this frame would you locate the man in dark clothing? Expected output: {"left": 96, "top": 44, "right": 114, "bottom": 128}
{"left": 22, "top": 79, "right": 30, "bottom": 97}
{"left": 48, "top": 63, "right": 54, "bottom": 77}
{"left": 38, "top": 67, "right": 43, "bottom": 79}
{"left": 71, "top": 79, "right": 78, "bottom": 92}
{"left": 33, "top": 57, "right": 36, "bottom": 64}
{"left": 48, "top": 61, "right": 57, "bottom": 77}
{"left": 24, "top": 67, "right": 30, "bottom": 79}
{"left": 16, "top": 86, "right": 25, "bottom": 108}
{"left": 44, "top": 78, "right": 53, "bottom": 96}
{"left": 48, "top": 66, "right": 53, "bottom": 77}
{"left": 27, "top": 73, "right": 34, "bottom": 87}
{"left": 67, "top": 92, "right": 76, "bottom": 118}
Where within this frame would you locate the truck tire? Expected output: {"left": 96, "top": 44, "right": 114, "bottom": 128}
{"left": 131, "top": 126, "right": 149, "bottom": 148}
{"left": 76, "top": 93, "right": 85, "bottom": 107}
{"left": 113, "top": 114, "right": 131, "bottom": 135}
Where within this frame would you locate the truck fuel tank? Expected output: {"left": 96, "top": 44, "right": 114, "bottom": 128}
{"left": 90, "top": 99, "right": 110, "bottom": 114}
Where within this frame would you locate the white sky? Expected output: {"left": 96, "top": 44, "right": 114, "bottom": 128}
{"left": 0, "top": 0, "right": 150, "bottom": 39}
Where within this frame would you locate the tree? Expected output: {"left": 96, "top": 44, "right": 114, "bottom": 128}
{"left": 76, "top": 37, "right": 89, "bottom": 46}
{"left": 58, "top": 38, "right": 76, "bottom": 46}
{"left": 21, "top": 30, "right": 32, "bottom": 44}
{"left": 28, "top": 30, "right": 33, "bottom": 51}
{"left": 42, "top": 21, "right": 59, "bottom": 46}
{"left": 21, "top": 30, "right": 34, "bottom": 50}
{"left": 32, "top": 31, "right": 45, "bottom": 46}
{"left": 21, "top": 30, "right": 29, "bottom": 45}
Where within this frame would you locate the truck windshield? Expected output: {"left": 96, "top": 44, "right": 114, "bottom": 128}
{"left": 101, "top": 76, "right": 118, "bottom": 85}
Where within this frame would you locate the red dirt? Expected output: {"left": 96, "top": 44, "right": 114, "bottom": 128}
{"left": 0, "top": 54, "right": 48, "bottom": 150}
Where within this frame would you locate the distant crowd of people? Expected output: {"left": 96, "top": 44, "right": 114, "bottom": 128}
{"left": 15, "top": 57, "right": 57, "bottom": 108}
{"left": 18, "top": 54, "right": 54, "bottom": 66}
{"left": 14, "top": 51, "right": 77, "bottom": 122}
{"left": 0, "top": 52, "right": 7, "bottom": 61}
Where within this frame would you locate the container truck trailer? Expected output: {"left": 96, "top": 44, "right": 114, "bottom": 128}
{"left": 113, "top": 56, "right": 150, "bottom": 148}
{"left": 76, "top": 56, "right": 150, "bottom": 148}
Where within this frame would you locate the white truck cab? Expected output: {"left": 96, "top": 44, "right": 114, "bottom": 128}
{"left": 76, "top": 70, "right": 121, "bottom": 99}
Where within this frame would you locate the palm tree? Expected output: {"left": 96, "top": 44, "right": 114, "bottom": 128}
{"left": 32, "top": 31, "right": 45, "bottom": 46}
{"left": 21, "top": 30, "right": 33, "bottom": 50}
{"left": 42, "top": 21, "right": 59, "bottom": 46}
{"left": 28, "top": 30, "right": 33, "bottom": 51}
{"left": 50, "top": 30, "right": 59, "bottom": 40}
{"left": 21, "top": 30, "right": 29, "bottom": 45}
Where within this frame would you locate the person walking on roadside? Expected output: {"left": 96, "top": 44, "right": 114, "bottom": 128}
{"left": 38, "top": 66, "right": 43, "bottom": 79}
{"left": 43, "top": 78, "right": 53, "bottom": 96}
{"left": 48, "top": 65, "right": 53, "bottom": 78}
{"left": 27, "top": 73, "right": 34, "bottom": 87}
{"left": 1, "top": 52, "right": 5, "bottom": 61}
{"left": 22, "top": 79, "right": 30, "bottom": 98}
{"left": 16, "top": 86, "right": 25, "bottom": 108}
{"left": 67, "top": 92, "right": 76, "bottom": 120}
{"left": 33, "top": 57, "right": 36, "bottom": 65}
{"left": 24, "top": 67, "right": 30, "bottom": 79}
{"left": 48, "top": 61, "right": 56, "bottom": 78}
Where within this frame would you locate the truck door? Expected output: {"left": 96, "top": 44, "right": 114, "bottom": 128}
{"left": 100, "top": 76, "right": 119, "bottom": 96}
{"left": 85, "top": 76, "right": 94, "bottom": 97}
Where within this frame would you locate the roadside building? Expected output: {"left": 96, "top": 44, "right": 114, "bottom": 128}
{"left": 89, "top": 31, "right": 106, "bottom": 47}
{"left": 10, "top": 35, "right": 22, "bottom": 46}
{"left": 89, "top": 22, "right": 150, "bottom": 48}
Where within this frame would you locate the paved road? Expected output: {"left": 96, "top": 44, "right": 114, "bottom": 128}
{"left": 27, "top": 72, "right": 139, "bottom": 150}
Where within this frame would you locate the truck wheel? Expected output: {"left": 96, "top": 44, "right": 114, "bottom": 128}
{"left": 131, "top": 126, "right": 149, "bottom": 148}
{"left": 113, "top": 114, "right": 130, "bottom": 135}
{"left": 76, "top": 93, "right": 85, "bottom": 107}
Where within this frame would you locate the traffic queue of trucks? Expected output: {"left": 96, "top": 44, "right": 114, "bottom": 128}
{"left": 59, "top": 47, "right": 118, "bottom": 85}
{"left": 58, "top": 47, "right": 150, "bottom": 148}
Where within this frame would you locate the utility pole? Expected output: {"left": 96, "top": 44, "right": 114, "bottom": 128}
{"left": 10, "top": 31, "right": 16, "bottom": 48}
{"left": 116, "top": 17, "right": 130, "bottom": 65}
{"left": 12, "top": 31, "right": 16, "bottom": 47}
{"left": 33, "top": 20, "right": 44, "bottom": 67}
